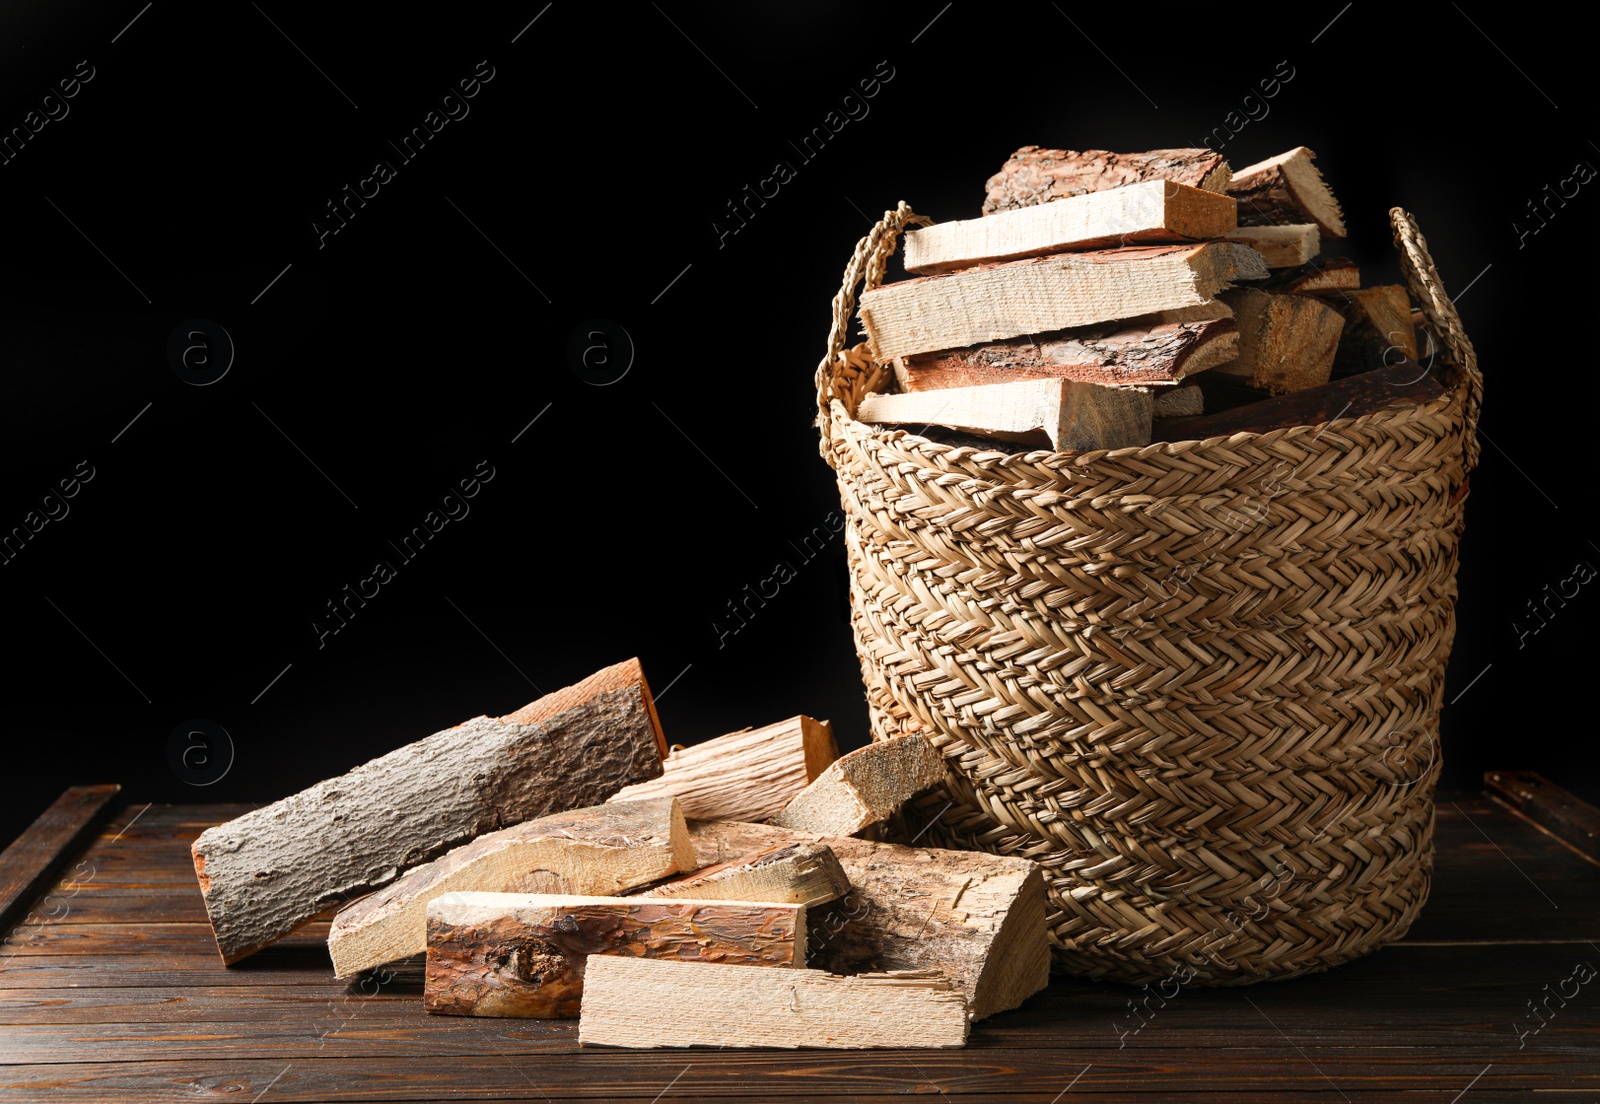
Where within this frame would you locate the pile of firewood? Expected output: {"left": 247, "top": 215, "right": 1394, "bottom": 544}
{"left": 855, "top": 145, "right": 1443, "bottom": 450}
{"left": 189, "top": 659, "right": 1046, "bottom": 1049}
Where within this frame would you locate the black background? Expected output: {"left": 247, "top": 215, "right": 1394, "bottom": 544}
{"left": 0, "top": 1, "right": 1592, "bottom": 847}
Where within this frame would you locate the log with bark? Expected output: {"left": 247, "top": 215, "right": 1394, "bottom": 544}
{"left": 689, "top": 818, "right": 1048, "bottom": 1020}
{"left": 860, "top": 242, "right": 1268, "bottom": 360}
{"left": 578, "top": 958, "right": 969, "bottom": 1048}
{"left": 892, "top": 319, "right": 1238, "bottom": 393}
{"left": 906, "top": 180, "right": 1236, "bottom": 274}
{"left": 607, "top": 715, "right": 837, "bottom": 822}
{"left": 1265, "top": 257, "right": 1359, "bottom": 293}
{"left": 1226, "top": 146, "right": 1346, "bottom": 237}
{"left": 327, "top": 798, "right": 693, "bottom": 977}
{"left": 1154, "top": 358, "right": 1447, "bottom": 440}
{"left": 423, "top": 892, "right": 804, "bottom": 1018}
{"left": 1209, "top": 288, "right": 1345, "bottom": 395}
{"left": 190, "top": 657, "right": 668, "bottom": 964}
{"left": 637, "top": 841, "right": 850, "bottom": 908}
{"left": 983, "top": 146, "right": 1231, "bottom": 215}
{"left": 1221, "top": 223, "right": 1320, "bottom": 268}
{"left": 857, "top": 376, "right": 1154, "bottom": 452}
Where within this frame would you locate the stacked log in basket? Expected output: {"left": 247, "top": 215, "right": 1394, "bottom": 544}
{"left": 821, "top": 144, "right": 1480, "bottom": 987}
{"left": 191, "top": 659, "right": 1046, "bottom": 1048}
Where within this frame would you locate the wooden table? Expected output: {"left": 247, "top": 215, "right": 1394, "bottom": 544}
{"left": 1, "top": 780, "right": 1595, "bottom": 1102}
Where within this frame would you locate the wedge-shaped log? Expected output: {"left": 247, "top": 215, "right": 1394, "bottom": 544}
{"left": 1212, "top": 288, "right": 1344, "bottom": 395}
{"left": 1321, "top": 285, "right": 1417, "bottom": 376}
{"left": 906, "top": 180, "right": 1236, "bottom": 275}
{"left": 984, "top": 146, "right": 1232, "bottom": 215}
{"left": 191, "top": 658, "right": 668, "bottom": 964}
{"left": 639, "top": 842, "right": 849, "bottom": 908}
{"left": 689, "top": 820, "right": 1047, "bottom": 1020}
{"left": 1221, "top": 223, "right": 1320, "bottom": 268}
{"left": 328, "top": 798, "right": 692, "bottom": 977}
{"left": 860, "top": 242, "right": 1268, "bottom": 361}
{"left": 1152, "top": 380, "right": 1204, "bottom": 418}
{"left": 608, "top": 715, "right": 837, "bottom": 822}
{"left": 1154, "top": 359, "right": 1447, "bottom": 441}
{"left": 579, "top": 958, "right": 969, "bottom": 1048}
{"left": 893, "top": 319, "right": 1238, "bottom": 393}
{"left": 424, "top": 892, "right": 803, "bottom": 1018}
{"left": 1227, "top": 147, "right": 1346, "bottom": 237}
{"left": 1265, "top": 257, "right": 1358, "bottom": 293}
{"left": 770, "top": 735, "right": 948, "bottom": 836}
{"left": 858, "top": 377, "right": 1153, "bottom": 452}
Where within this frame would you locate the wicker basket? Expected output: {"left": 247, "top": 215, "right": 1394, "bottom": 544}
{"left": 814, "top": 204, "right": 1482, "bottom": 986}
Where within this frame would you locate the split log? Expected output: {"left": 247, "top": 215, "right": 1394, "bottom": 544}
{"left": 638, "top": 841, "right": 850, "bottom": 907}
{"left": 423, "top": 892, "right": 803, "bottom": 1018}
{"left": 859, "top": 376, "right": 1152, "bottom": 453}
{"left": 190, "top": 658, "right": 669, "bottom": 965}
{"left": 1265, "top": 257, "right": 1359, "bottom": 293}
{"left": 906, "top": 180, "right": 1235, "bottom": 275}
{"left": 983, "top": 146, "right": 1231, "bottom": 215}
{"left": 1210, "top": 288, "right": 1344, "bottom": 395}
{"left": 860, "top": 242, "right": 1268, "bottom": 361}
{"left": 1226, "top": 146, "right": 1346, "bottom": 237}
{"left": 1152, "top": 380, "right": 1204, "bottom": 418}
{"left": 1320, "top": 285, "right": 1417, "bottom": 376}
{"left": 1220, "top": 223, "right": 1320, "bottom": 268}
{"left": 578, "top": 958, "right": 969, "bottom": 1048}
{"left": 771, "top": 735, "right": 948, "bottom": 836}
{"left": 608, "top": 715, "right": 837, "bottom": 822}
{"left": 892, "top": 318, "right": 1238, "bottom": 393}
{"left": 327, "top": 798, "right": 692, "bottom": 977}
{"left": 1153, "top": 359, "right": 1447, "bottom": 441}
{"left": 690, "top": 819, "right": 1048, "bottom": 1020}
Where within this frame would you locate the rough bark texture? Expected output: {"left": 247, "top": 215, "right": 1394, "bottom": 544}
{"left": 423, "top": 892, "right": 803, "bottom": 1018}
{"left": 1265, "top": 257, "right": 1359, "bottom": 293}
{"left": 1212, "top": 288, "right": 1344, "bottom": 395}
{"left": 1317, "top": 285, "right": 1417, "bottom": 377}
{"left": 771, "top": 735, "right": 948, "bottom": 836}
{"left": 983, "top": 146, "right": 1232, "bottom": 215}
{"left": 578, "top": 958, "right": 969, "bottom": 1048}
{"left": 860, "top": 243, "right": 1268, "bottom": 361}
{"left": 1226, "top": 147, "right": 1347, "bottom": 238}
{"left": 907, "top": 180, "right": 1236, "bottom": 275}
{"left": 688, "top": 819, "right": 1048, "bottom": 1020}
{"left": 893, "top": 319, "right": 1238, "bottom": 392}
{"left": 638, "top": 842, "right": 851, "bottom": 908}
{"left": 1221, "top": 223, "right": 1320, "bottom": 268}
{"left": 608, "top": 715, "right": 837, "bottom": 822}
{"left": 858, "top": 376, "right": 1154, "bottom": 452}
{"left": 1154, "top": 359, "right": 1447, "bottom": 440}
{"left": 191, "top": 658, "right": 669, "bottom": 964}
{"left": 327, "top": 798, "right": 692, "bottom": 977}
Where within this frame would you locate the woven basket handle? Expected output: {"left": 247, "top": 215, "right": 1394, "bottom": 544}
{"left": 814, "top": 201, "right": 931, "bottom": 463}
{"left": 1389, "top": 207, "right": 1484, "bottom": 473}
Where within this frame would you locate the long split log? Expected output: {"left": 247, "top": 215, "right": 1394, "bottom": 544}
{"left": 424, "top": 892, "right": 804, "bottom": 1018}
{"left": 1220, "top": 223, "right": 1320, "bottom": 268}
{"left": 191, "top": 658, "right": 668, "bottom": 964}
{"left": 857, "top": 376, "right": 1153, "bottom": 452}
{"left": 578, "top": 958, "right": 969, "bottom": 1048}
{"left": 906, "top": 180, "right": 1236, "bottom": 275}
{"left": 689, "top": 818, "right": 1048, "bottom": 1020}
{"left": 328, "top": 798, "right": 692, "bottom": 977}
{"left": 983, "top": 146, "right": 1232, "bottom": 215}
{"left": 859, "top": 243, "right": 1268, "bottom": 361}
{"left": 638, "top": 841, "right": 850, "bottom": 908}
{"left": 608, "top": 715, "right": 838, "bottom": 822}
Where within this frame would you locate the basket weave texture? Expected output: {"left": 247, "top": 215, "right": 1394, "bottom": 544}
{"left": 814, "top": 205, "right": 1482, "bottom": 985}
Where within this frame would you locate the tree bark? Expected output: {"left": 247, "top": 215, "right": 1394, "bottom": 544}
{"left": 983, "top": 146, "right": 1231, "bottom": 215}
{"left": 1226, "top": 147, "right": 1346, "bottom": 238}
{"left": 191, "top": 658, "right": 668, "bottom": 964}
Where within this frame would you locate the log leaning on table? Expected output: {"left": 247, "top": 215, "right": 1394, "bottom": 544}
{"left": 327, "top": 798, "right": 692, "bottom": 977}
{"left": 607, "top": 715, "right": 838, "bottom": 822}
{"left": 892, "top": 318, "right": 1238, "bottom": 393}
{"left": 423, "top": 892, "right": 805, "bottom": 1018}
{"left": 578, "top": 957, "right": 970, "bottom": 1048}
{"left": 690, "top": 818, "right": 1048, "bottom": 1020}
{"left": 983, "top": 145, "right": 1232, "bottom": 215}
{"left": 905, "top": 180, "right": 1236, "bottom": 275}
{"left": 638, "top": 841, "right": 850, "bottom": 908}
{"left": 190, "top": 658, "right": 669, "bottom": 965}
{"left": 770, "top": 735, "right": 948, "bottom": 837}
{"left": 859, "top": 242, "right": 1268, "bottom": 361}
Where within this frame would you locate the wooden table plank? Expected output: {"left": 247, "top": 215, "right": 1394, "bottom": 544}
{"left": 1485, "top": 770, "right": 1600, "bottom": 863}
{"left": 0, "top": 786, "right": 120, "bottom": 935}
